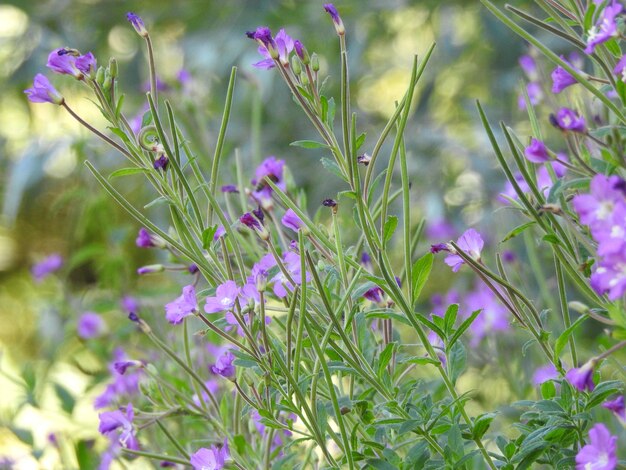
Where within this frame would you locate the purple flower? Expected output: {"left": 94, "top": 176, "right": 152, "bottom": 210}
{"left": 614, "top": 55, "right": 626, "bottom": 82}
{"left": 594, "top": 203, "right": 626, "bottom": 257}
{"left": 463, "top": 283, "right": 509, "bottom": 345}
{"left": 248, "top": 26, "right": 278, "bottom": 64}
{"left": 77, "top": 312, "right": 106, "bottom": 339}
{"left": 551, "top": 56, "right": 579, "bottom": 93}
{"left": 572, "top": 175, "right": 626, "bottom": 227}
{"left": 575, "top": 423, "right": 618, "bottom": 470}
{"left": 47, "top": 48, "right": 82, "bottom": 78}
{"left": 94, "top": 349, "right": 142, "bottom": 409}
{"left": 113, "top": 360, "right": 142, "bottom": 376}
{"left": 444, "top": 228, "right": 484, "bottom": 272}
{"left": 210, "top": 350, "right": 235, "bottom": 378}
{"left": 240, "top": 212, "right": 269, "bottom": 240}
{"left": 322, "top": 198, "right": 337, "bottom": 208}
{"left": 24, "top": 74, "right": 64, "bottom": 105}
{"left": 135, "top": 227, "right": 164, "bottom": 248}
{"left": 126, "top": 12, "right": 148, "bottom": 37}
{"left": 553, "top": 107, "right": 586, "bottom": 133}
{"left": 253, "top": 28, "right": 294, "bottom": 69}
{"left": 165, "top": 285, "right": 198, "bottom": 324}
{"left": 532, "top": 364, "right": 559, "bottom": 385}
{"left": 565, "top": 362, "right": 596, "bottom": 391}
{"left": 221, "top": 184, "right": 239, "bottom": 193}
{"left": 190, "top": 441, "right": 229, "bottom": 470}
{"left": 585, "top": 2, "right": 623, "bottom": 54}
{"left": 524, "top": 138, "right": 551, "bottom": 163}
{"left": 153, "top": 155, "right": 169, "bottom": 170}
{"left": 98, "top": 404, "right": 139, "bottom": 450}
{"left": 251, "top": 156, "right": 285, "bottom": 207}
{"left": 590, "top": 254, "right": 626, "bottom": 300}
{"left": 324, "top": 4, "right": 345, "bottom": 35}
{"left": 281, "top": 209, "right": 305, "bottom": 232}
{"left": 603, "top": 396, "right": 626, "bottom": 421}
{"left": 425, "top": 219, "right": 455, "bottom": 240}
{"left": 518, "top": 82, "right": 543, "bottom": 110}
{"left": 121, "top": 296, "right": 139, "bottom": 314}
{"left": 75, "top": 52, "right": 97, "bottom": 78}
{"left": 213, "top": 226, "right": 226, "bottom": 241}
{"left": 272, "top": 251, "right": 310, "bottom": 298}
{"left": 205, "top": 281, "right": 239, "bottom": 313}
{"left": 431, "top": 290, "right": 461, "bottom": 317}
{"left": 519, "top": 54, "right": 538, "bottom": 80}
{"left": 363, "top": 286, "right": 384, "bottom": 304}
{"left": 31, "top": 253, "right": 63, "bottom": 281}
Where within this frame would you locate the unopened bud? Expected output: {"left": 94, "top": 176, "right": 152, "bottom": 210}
{"left": 291, "top": 56, "right": 302, "bottom": 76}
{"left": 300, "top": 71, "right": 309, "bottom": 86}
{"left": 96, "top": 66, "right": 105, "bottom": 86}
{"left": 109, "top": 58, "right": 118, "bottom": 79}
{"left": 311, "top": 53, "right": 320, "bottom": 72}
{"left": 102, "top": 71, "right": 112, "bottom": 91}
{"left": 137, "top": 264, "right": 164, "bottom": 275}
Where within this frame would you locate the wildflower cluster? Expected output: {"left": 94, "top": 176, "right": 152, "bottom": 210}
{"left": 19, "top": 1, "right": 626, "bottom": 469}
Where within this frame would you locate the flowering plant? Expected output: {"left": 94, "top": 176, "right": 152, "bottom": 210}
{"left": 17, "top": 1, "right": 626, "bottom": 468}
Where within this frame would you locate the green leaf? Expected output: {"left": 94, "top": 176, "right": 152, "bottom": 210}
{"left": 541, "top": 380, "right": 557, "bottom": 400}
{"left": 447, "top": 309, "right": 481, "bottom": 350}
{"left": 383, "top": 215, "right": 398, "bottom": 244}
{"left": 320, "top": 157, "right": 346, "bottom": 180}
{"left": 443, "top": 303, "right": 458, "bottom": 334}
{"left": 377, "top": 342, "right": 396, "bottom": 378}
{"left": 115, "top": 94, "right": 125, "bottom": 119}
{"left": 76, "top": 440, "right": 99, "bottom": 469}
{"left": 108, "top": 167, "right": 149, "bottom": 179}
{"left": 548, "top": 177, "right": 589, "bottom": 203}
{"left": 472, "top": 412, "right": 497, "bottom": 440}
{"left": 554, "top": 315, "right": 587, "bottom": 360}
{"left": 55, "top": 383, "right": 75, "bottom": 414}
{"left": 586, "top": 380, "right": 625, "bottom": 410}
{"left": 447, "top": 341, "right": 466, "bottom": 384}
{"left": 411, "top": 253, "right": 433, "bottom": 304}
{"left": 355, "top": 132, "right": 366, "bottom": 150}
{"left": 202, "top": 225, "right": 218, "bottom": 250}
{"left": 141, "top": 110, "right": 153, "bottom": 127}
{"left": 501, "top": 221, "right": 536, "bottom": 242}
{"left": 290, "top": 140, "right": 329, "bottom": 149}
{"left": 403, "top": 356, "right": 440, "bottom": 367}
{"left": 366, "top": 459, "right": 397, "bottom": 470}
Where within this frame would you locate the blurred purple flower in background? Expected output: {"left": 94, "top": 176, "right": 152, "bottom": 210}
{"left": 31, "top": 253, "right": 63, "bottom": 281}
{"left": 77, "top": 312, "right": 106, "bottom": 339}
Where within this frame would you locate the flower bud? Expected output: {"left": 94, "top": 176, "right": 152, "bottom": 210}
{"left": 291, "top": 56, "right": 302, "bottom": 75}
{"left": 300, "top": 71, "right": 309, "bottom": 86}
{"left": 96, "top": 66, "right": 105, "bottom": 86}
{"left": 137, "top": 264, "right": 164, "bottom": 275}
{"left": 109, "top": 58, "right": 118, "bottom": 79}
{"left": 294, "top": 40, "right": 310, "bottom": 65}
{"left": 323, "top": 4, "right": 345, "bottom": 36}
{"left": 102, "top": 70, "right": 112, "bottom": 91}
{"left": 311, "top": 53, "right": 320, "bottom": 72}
{"left": 127, "top": 12, "right": 149, "bottom": 37}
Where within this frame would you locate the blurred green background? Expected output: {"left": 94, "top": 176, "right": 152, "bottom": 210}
{"left": 3, "top": 0, "right": 589, "bottom": 468}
